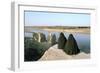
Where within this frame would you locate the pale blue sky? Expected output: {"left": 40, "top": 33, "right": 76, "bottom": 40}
{"left": 24, "top": 11, "right": 90, "bottom": 26}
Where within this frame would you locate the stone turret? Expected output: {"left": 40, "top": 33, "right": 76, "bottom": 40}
{"left": 58, "top": 32, "right": 67, "bottom": 49}
{"left": 33, "top": 32, "right": 46, "bottom": 43}
{"left": 47, "top": 32, "right": 52, "bottom": 43}
{"left": 38, "top": 32, "right": 41, "bottom": 42}
{"left": 64, "top": 34, "right": 80, "bottom": 55}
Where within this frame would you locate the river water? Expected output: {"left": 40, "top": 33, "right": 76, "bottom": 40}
{"left": 24, "top": 29, "right": 90, "bottom": 54}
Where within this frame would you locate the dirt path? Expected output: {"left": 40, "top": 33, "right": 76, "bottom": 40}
{"left": 39, "top": 44, "right": 90, "bottom": 61}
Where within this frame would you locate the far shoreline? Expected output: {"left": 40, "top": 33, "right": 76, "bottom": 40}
{"left": 42, "top": 28, "right": 90, "bottom": 34}
{"left": 25, "top": 26, "right": 90, "bottom": 34}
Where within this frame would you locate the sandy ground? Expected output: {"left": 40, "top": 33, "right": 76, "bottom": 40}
{"left": 39, "top": 44, "right": 90, "bottom": 61}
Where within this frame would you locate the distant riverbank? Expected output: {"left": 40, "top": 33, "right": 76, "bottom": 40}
{"left": 42, "top": 28, "right": 90, "bottom": 34}
{"left": 25, "top": 26, "right": 90, "bottom": 34}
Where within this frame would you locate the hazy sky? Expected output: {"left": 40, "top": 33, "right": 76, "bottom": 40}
{"left": 24, "top": 11, "right": 90, "bottom": 26}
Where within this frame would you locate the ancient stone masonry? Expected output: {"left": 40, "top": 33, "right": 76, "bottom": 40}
{"left": 64, "top": 34, "right": 80, "bottom": 55}
{"left": 58, "top": 32, "right": 67, "bottom": 49}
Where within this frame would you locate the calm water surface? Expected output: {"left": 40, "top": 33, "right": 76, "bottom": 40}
{"left": 25, "top": 29, "right": 90, "bottom": 53}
